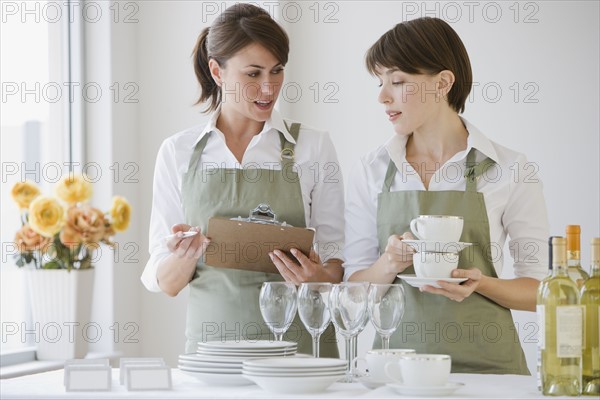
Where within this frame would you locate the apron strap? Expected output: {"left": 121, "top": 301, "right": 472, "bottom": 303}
{"left": 280, "top": 121, "right": 300, "bottom": 170}
{"left": 382, "top": 160, "right": 398, "bottom": 193}
{"left": 186, "top": 132, "right": 212, "bottom": 177}
{"left": 464, "top": 148, "right": 495, "bottom": 192}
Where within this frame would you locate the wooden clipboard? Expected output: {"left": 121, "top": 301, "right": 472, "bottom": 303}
{"left": 204, "top": 204, "right": 315, "bottom": 274}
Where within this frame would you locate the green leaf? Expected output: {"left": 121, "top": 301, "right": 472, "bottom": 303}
{"left": 42, "top": 261, "right": 60, "bottom": 270}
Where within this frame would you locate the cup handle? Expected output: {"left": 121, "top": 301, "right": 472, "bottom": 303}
{"left": 352, "top": 357, "right": 367, "bottom": 375}
{"left": 384, "top": 361, "right": 403, "bottom": 383}
{"left": 410, "top": 218, "right": 423, "bottom": 240}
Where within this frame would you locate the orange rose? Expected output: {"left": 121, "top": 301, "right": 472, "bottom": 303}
{"left": 60, "top": 205, "right": 109, "bottom": 249}
{"left": 14, "top": 224, "right": 52, "bottom": 253}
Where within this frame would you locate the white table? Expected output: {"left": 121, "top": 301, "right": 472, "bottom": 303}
{"left": 1, "top": 369, "right": 558, "bottom": 399}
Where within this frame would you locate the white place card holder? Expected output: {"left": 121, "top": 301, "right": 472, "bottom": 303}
{"left": 126, "top": 365, "right": 172, "bottom": 391}
{"left": 64, "top": 364, "right": 112, "bottom": 392}
{"left": 119, "top": 357, "right": 165, "bottom": 385}
{"left": 63, "top": 359, "right": 110, "bottom": 386}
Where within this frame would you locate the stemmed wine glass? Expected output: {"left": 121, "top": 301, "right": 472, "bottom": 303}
{"left": 367, "top": 283, "right": 405, "bottom": 349}
{"left": 259, "top": 282, "right": 297, "bottom": 341}
{"left": 297, "top": 282, "right": 332, "bottom": 358}
{"left": 329, "top": 282, "right": 369, "bottom": 383}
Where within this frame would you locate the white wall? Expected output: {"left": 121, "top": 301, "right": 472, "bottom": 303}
{"left": 129, "top": 0, "right": 599, "bottom": 372}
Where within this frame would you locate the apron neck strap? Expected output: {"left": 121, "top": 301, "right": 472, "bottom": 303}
{"left": 280, "top": 121, "right": 300, "bottom": 169}
{"left": 382, "top": 159, "right": 398, "bottom": 192}
{"left": 187, "top": 132, "right": 212, "bottom": 174}
{"left": 464, "top": 148, "right": 495, "bottom": 192}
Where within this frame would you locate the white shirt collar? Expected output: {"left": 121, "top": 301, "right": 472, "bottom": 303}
{"left": 194, "top": 107, "right": 296, "bottom": 146}
{"left": 384, "top": 116, "right": 500, "bottom": 166}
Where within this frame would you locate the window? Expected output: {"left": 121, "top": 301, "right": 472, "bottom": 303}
{"left": 1, "top": 0, "right": 82, "bottom": 354}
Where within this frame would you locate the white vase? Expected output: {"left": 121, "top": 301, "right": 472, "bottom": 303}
{"left": 25, "top": 269, "right": 95, "bottom": 360}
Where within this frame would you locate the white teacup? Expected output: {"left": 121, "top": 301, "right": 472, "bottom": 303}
{"left": 354, "top": 349, "right": 415, "bottom": 383}
{"left": 385, "top": 354, "right": 451, "bottom": 387}
{"left": 413, "top": 252, "right": 459, "bottom": 279}
{"left": 410, "top": 215, "right": 464, "bottom": 242}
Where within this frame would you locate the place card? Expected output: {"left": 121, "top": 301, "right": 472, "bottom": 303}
{"left": 63, "top": 358, "right": 110, "bottom": 386}
{"left": 64, "top": 364, "right": 112, "bottom": 392}
{"left": 119, "top": 357, "right": 165, "bottom": 385}
{"left": 125, "top": 365, "right": 172, "bottom": 391}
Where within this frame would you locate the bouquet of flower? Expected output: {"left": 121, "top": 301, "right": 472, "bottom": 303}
{"left": 11, "top": 175, "right": 131, "bottom": 270}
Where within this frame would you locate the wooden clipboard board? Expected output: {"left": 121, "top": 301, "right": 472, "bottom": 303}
{"left": 204, "top": 204, "right": 315, "bottom": 274}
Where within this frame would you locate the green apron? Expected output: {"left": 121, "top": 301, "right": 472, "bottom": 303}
{"left": 376, "top": 148, "right": 529, "bottom": 375}
{"left": 181, "top": 122, "right": 338, "bottom": 357}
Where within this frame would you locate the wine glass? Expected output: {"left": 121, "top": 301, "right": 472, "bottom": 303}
{"left": 329, "top": 282, "right": 369, "bottom": 382}
{"left": 297, "top": 282, "right": 332, "bottom": 358}
{"left": 259, "top": 282, "right": 298, "bottom": 341}
{"left": 367, "top": 283, "right": 405, "bottom": 350}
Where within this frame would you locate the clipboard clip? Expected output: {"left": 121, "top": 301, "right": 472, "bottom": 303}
{"left": 231, "top": 203, "right": 293, "bottom": 227}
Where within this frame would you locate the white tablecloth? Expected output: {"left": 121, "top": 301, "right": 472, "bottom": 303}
{"left": 0, "top": 369, "right": 558, "bottom": 399}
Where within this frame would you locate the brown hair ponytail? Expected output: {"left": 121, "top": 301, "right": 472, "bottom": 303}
{"left": 192, "top": 27, "right": 220, "bottom": 112}
{"left": 191, "top": 3, "right": 289, "bottom": 113}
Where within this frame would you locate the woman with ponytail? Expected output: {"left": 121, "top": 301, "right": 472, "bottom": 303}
{"left": 142, "top": 3, "right": 343, "bottom": 357}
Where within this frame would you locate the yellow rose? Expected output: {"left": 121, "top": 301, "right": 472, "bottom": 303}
{"left": 14, "top": 224, "right": 52, "bottom": 252}
{"left": 110, "top": 196, "right": 131, "bottom": 232}
{"left": 54, "top": 174, "right": 93, "bottom": 204}
{"left": 28, "top": 196, "right": 65, "bottom": 238}
{"left": 11, "top": 181, "right": 41, "bottom": 209}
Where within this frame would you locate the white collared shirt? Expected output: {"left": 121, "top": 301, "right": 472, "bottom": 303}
{"left": 141, "top": 110, "right": 344, "bottom": 292}
{"left": 343, "top": 118, "right": 549, "bottom": 281}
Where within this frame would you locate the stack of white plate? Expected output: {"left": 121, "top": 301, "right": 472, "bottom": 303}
{"left": 242, "top": 357, "right": 346, "bottom": 394}
{"left": 178, "top": 340, "right": 297, "bottom": 386}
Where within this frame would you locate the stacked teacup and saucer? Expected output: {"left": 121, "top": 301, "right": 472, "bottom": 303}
{"left": 399, "top": 215, "right": 472, "bottom": 289}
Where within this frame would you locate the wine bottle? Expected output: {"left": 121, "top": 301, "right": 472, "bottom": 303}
{"left": 581, "top": 238, "right": 600, "bottom": 395}
{"left": 538, "top": 237, "right": 582, "bottom": 396}
{"left": 537, "top": 236, "right": 557, "bottom": 391}
{"left": 567, "top": 225, "right": 590, "bottom": 288}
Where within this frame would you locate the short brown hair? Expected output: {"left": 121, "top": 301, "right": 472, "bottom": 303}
{"left": 192, "top": 3, "right": 289, "bottom": 113}
{"left": 366, "top": 17, "right": 472, "bottom": 113}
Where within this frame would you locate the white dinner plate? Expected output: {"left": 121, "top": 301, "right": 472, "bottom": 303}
{"left": 403, "top": 240, "right": 472, "bottom": 253}
{"left": 178, "top": 365, "right": 241, "bottom": 374}
{"left": 386, "top": 382, "right": 465, "bottom": 396}
{"left": 178, "top": 359, "right": 241, "bottom": 369}
{"left": 398, "top": 274, "right": 468, "bottom": 289}
{"left": 179, "top": 370, "right": 252, "bottom": 386}
{"left": 178, "top": 354, "right": 244, "bottom": 364}
{"left": 196, "top": 350, "right": 296, "bottom": 358}
{"left": 243, "top": 366, "right": 347, "bottom": 374}
{"left": 197, "top": 340, "right": 297, "bottom": 350}
{"left": 243, "top": 357, "right": 347, "bottom": 369}
{"left": 244, "top": 373, "right": 345, "bottom": 394}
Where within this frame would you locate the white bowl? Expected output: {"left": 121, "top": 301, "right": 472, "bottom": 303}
{"left": 243, "top": 373, "right": 343, "bottom": 394}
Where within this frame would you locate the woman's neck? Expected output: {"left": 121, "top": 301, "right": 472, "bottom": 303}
{"left": 406, "top": 110, "right": 468, "bottom": 164}
{"left": 216, "top": 109, "right": 265, "bottom": 141}
{"left": 215, "top": 108, "right": 266, "bottom": 163}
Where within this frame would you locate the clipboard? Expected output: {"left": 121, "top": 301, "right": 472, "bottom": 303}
{"left": 204, "top": 204, "right": 315, "bottom": 274}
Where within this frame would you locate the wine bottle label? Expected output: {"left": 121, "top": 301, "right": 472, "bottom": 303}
{"left": 556, "top": 305, "right": 583, "bottom": 358}
{"left": 537, "top": 305, "right": 545, "bottom": 350}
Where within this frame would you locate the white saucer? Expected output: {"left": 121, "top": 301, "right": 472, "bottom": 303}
{"left": 387, "top": 382, "right": 464, "bottom": 396}
{"left": 403, "top": 240, "right": 472, "bottom": 253}
{"left": 398, "top": 274, "right": 467, "bottom": 289}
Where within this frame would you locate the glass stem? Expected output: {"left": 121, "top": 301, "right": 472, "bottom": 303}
{"left": 344, "top": 336, "right": 353, "bottom": 382}
{"left": 382, "top": 335, "right": 390, "bottom": 350}
{"left": 275, "top": 332, "right": 283, "bottom": 341}
{"left": 312, "top": 332, "right": 321, "bottom": 358}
